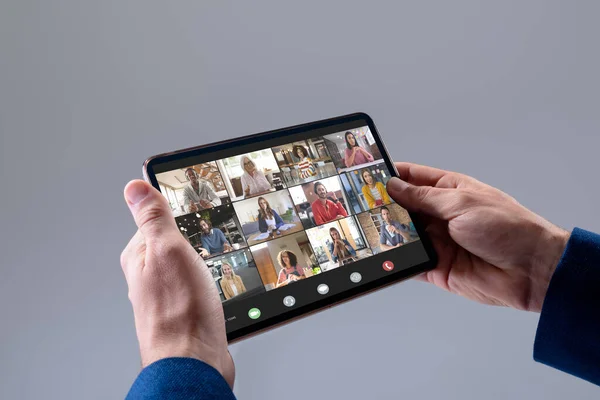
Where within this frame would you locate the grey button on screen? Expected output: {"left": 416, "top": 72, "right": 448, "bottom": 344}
{"left": 350, "top": 272, "right": 362, "bottom": 283}
{"left": 283, "top": 296, "right": 296, "bottom": 307}
{"left": 317, "top": 284, "right": 329, "bottom": 295}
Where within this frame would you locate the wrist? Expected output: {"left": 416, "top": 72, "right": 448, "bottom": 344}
{"left": 139, "top": 334, "right": 234, "bottom": 383}
{"left": 527, "top": 223, "right": 570, "bottom": 312}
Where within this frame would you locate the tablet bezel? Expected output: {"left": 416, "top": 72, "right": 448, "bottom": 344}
{"left": 143, "top": 112, "right": 438, "bottom": 343}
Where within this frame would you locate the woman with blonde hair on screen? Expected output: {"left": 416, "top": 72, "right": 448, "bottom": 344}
{"left": 360, "top": 169, "right": 392, "bottom": 209}
{"left": 240, "top": 155, "right": 272, "bottom": 198}
{"left": 220, "top": 262, "right": 247, "bottom": 300}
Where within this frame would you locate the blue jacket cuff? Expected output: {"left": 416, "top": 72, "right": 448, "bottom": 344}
{"left": 126, "top": 357, "right": 236, "bottom": 399}
{"left": 534, "top": 227, "right": 600, "bottom": 385}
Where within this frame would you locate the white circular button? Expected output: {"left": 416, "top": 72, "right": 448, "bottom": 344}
{"left": 283, "top": 296, "right": 296, "bottom": 307}
{"left": 317, "top": 284, "right": 329, "bottom": 295}
{"left": 350, "top": 272, "right": 362, "bottom": 283}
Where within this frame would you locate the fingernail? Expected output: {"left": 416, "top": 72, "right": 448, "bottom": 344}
{"left": 125, "top": 181, "right": 149, "bottom": 205}
{"left": 387, "top": 177, "right": 408, "bottom": 192}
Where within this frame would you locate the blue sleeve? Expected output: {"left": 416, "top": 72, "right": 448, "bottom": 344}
{"left": 258, "top": 215, "right": 267, "bottom": 233}
{"left": 126, "top": 358, "right": 236, "bottom": 399}
{"left": 344, "top": 240, "right": 356, "bottom": 256}
{"left": 217, "top": 229, "right": 227, "bottom": 245}
{"left": 534, "top": 227, "right": 600, "bottom": 386}
{"left": 274, "top": 211, "right": 285, "bottom": 228}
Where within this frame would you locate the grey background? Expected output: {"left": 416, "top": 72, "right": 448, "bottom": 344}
{"left": 1, "top": 1, "right": 599, "bottom": 399}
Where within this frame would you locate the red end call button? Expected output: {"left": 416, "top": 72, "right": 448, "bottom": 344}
{"left": 382, "top": 261, "right": 395, "bottom": 272}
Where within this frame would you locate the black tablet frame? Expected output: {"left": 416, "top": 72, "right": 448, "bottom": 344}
{"left": 143, "top": 112, "right": 438, "bottom": 343}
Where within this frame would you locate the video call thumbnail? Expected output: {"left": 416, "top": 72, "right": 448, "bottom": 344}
{"left": 232, "top": 190, "right": 304, "bottom": 246}
{"left": 217, "top": 149, "right": 286, "bottom": 202}
{"left": 322, "top": 127, "right": 384, "bottom": 172}
{"left": 271, "top": 138, "right": 338, "bottom": 186}
{"left": 175, "top": 203, "right": 248, "bottom": 259}
{"left": 156, "top": 162, "right": 231, "bottom": 217}
{"left": 339, "top": 162, "right": 394, "bottom": 212}
{"left": 250, "top": 232, "right": 322, "bottom": 290}
{"left": 305, "top": 216, "right": 373, "bottom": 272}
{"left": 204, "top": 248, "right": 266, "bottom": 304}
{"left": 355, "top": 203, "right": 419, "bottom": 253}
{"left": 287, "top": 175, "right": 356, "bottom": 229}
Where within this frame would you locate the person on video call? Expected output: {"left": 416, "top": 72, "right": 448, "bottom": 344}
{"left": 361, "top": 169, "right": 392, "bottom": 209}
{"left": 379, "top": 206, "right": 413, "bottom": 250}
{"left": 257, "top": 197, "right": 284, "bottom": 236}
{"left": 240, "top": 155, "right": 272, "bottom": 198}
{"left": 329, "top": 227, "right": 357, "bottom": 264}
{"left": 220, "top": 262, "right": 247, "bottom": 300}
{"left": 198, "top": 218, "right": 232, "bottom": 257}
{"left": 275, "top": 250, "right": 306, "bottom": 288}
{"left": 311, "top": 181, "right": 348, "bottom": 225}
{"left": 121, "top": 160, "right": 600, "bottom": 398}
{"left": 344, "top": 131, "right": 374, "bottom": 168}
{"left": 183, "top": 168, "right": 222, "bottom": 212}
{"left": 293, "top": 145, "right": 317, "bottom": 180}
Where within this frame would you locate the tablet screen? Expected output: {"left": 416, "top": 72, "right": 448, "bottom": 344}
{"left": 147, "top": 114, "right": 433, "bottom": 341}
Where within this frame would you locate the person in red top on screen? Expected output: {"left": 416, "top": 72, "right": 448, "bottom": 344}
{"left": 311, "top": 181, "right": 348, "bottom": 225}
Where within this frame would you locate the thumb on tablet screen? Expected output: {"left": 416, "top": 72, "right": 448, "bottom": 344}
{"left": 386, "top": 177, "right": 456, "bottom": 220}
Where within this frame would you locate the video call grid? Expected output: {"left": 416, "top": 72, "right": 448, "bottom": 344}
{"left": 157, "top": 127, "right": 420, "bottom": 304}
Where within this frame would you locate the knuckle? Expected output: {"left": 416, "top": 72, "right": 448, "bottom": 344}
{"left": 120, "top": 249, "right": 129, "bottom": 271}
{"left": 137, "top": 206, "right": 164, "bottom": 230}
{"left": 413, "top": 186, "right": 432, "bottom": 203}
{"left": 456, "top": 190, "right": 477, "bottom": 206}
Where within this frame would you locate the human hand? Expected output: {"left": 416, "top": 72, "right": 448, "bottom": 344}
{"left": 121, "top": 180, "right": 235, "bottom": 387}
{"left": 189, "top": 202, "right": 199, "bottom": 213}
{"left": 386, "top": 162, "right": 569, "bottom": 312}
{"left": 198, "top": 248, "right": 210, "bottom": 258}
{"left": 199, "top": 199, "right": 212, "bottom": 209}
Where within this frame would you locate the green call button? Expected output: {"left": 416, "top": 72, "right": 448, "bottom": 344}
{"left": 248, "top": 308, "right": 261, "bottom": 320}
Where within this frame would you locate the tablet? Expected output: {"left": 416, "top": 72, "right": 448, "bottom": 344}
{"left": 143, "top": 112, "right": 437, "bottom": 343}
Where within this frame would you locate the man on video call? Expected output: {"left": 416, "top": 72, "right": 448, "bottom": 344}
{"left": 379, "top": 206, "right": 413, "bottom": 251}
{"left": 184, "top": 168, "right": 222, "bottom": 212}
{"left": 311, "top": 181, "right": 348, "bottom": 225}
{"left": 198, "top": 218, "right": 232, "bottom": 257}
{"left": 121, "top": 162, "right": 600, "bottom": 399}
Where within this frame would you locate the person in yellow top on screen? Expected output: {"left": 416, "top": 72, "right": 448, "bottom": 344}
{"left": 240, "top": 155, "right": 272, "bottom": 198}
{"left": 293, "top": 145, "right": 317, "bottom": 179}
{"left": 361, "top": 169, "right": 392, "bottom": 209}
{"left": 220, "top": 262, "right": 247, "bottom": 300}
{"left": 275, "top": 250, "right": 307, "bottom": 288}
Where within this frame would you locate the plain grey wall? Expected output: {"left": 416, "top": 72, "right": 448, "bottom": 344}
{"left": 1, "top": 1, "right": 599, "bottom": 399}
